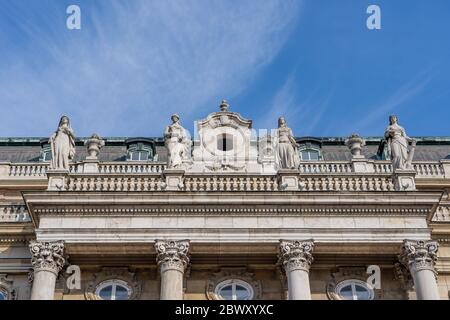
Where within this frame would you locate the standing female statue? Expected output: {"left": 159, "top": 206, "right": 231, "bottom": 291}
{"left": 276, "top": 117, "right": 300, "bottom": 169}
{"left": 164, "top": 114, "right": 190, "bottom": 168}
{"left": 49, "top": 115, "right": 76, "bottom": 170}
{"left": 384, "top": 115, "right": 416, "bottom": 170}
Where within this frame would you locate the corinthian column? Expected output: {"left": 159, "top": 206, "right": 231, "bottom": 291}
{"left": 399, "top": 240, "right": 440, "bottom": 300}
{"left": 29, "top": 241, "right": 65, "bottom": 300}
{"left": 278, "top": 239, "right": 314, "bottom": 300}
{"left": 155, "top": 240, "right": 190, "bottom": 300}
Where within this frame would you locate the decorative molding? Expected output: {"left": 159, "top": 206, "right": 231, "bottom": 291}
{"left": 85, "top": 267, "right": 141, "bottom": 300}
{"left": 394, "top": 262, "right": 414, "bottom": 292}
{"left": 29, "top": 241, "right": 65, "bottom": 275}
{"left": 0, "top": 274, "right": 16, "bottom": 300}
{"left": 155, "top": 240, "right": 190, "bottom": 273}
{"left": 278, "top": 240, "right": 314, "bottom": 273}
{"left": 326, "top": 267, "right": 381, "bottom": 300}
{"left": 432, "top": 206, "right": 450, "bottom": 222}
{"left": 32, "top": 205, "right": 431, "bottom": 217}
{"left": 399, "top": 240, "right": 439, "bottom": 274}
{"left": 206, "top": 267, "right": 262, "bottom": 300}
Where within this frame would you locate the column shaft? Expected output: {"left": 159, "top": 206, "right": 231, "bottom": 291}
{"left": 29, "top": 241, "right": 65, "bottom": 300}
{"left": 399, "top": 240, "right": 440, "bottom": 300}
{"left": 155, "top": 240, "right": 190, "bottom": 300}
{"left": 278, "top": 239, "right": 314, "bottom": 300}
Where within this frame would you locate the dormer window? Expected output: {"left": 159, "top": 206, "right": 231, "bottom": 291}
{"left": 297, "top": 138, "right": 323, "bottom": 161}
{"left": 217, "top": 133, "right": 233, "bottom": 152}
{"left": 39, "top": 139, "right": 52, "bottom": 162}
{"left": 125, "top": 138, "right": 156, "bottom": 162}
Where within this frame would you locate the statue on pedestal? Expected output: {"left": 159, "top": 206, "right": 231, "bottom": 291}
{"left": 49, "top": 115, "right": 76, "bottom": 170}
{"left": 276, "top": 117, "right": 300, "bottom": 169}
{"left": 384, "top": 115, "right": 416, "bottom": 170}
{"left": 164, "top": 114, "right": 191, "bottom": 168}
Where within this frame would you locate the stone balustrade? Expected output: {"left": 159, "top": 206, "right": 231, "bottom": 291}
{"left": 0, "top": 205, "right": 31, "bottom": 222}
{"left": 0, "top": 160, "right": 447, "bottom": 182}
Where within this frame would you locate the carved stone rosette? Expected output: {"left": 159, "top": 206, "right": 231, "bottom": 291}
{"left": 278, "top": 240, "right": 314, "bottom": 273}
{"left": 399, "top": 240, "right": 439, "bottom": 274}
{"left": 155, "top": 240, "right": 190, "bottom": 273}
{"left": 29, "top": 241, "right": 65, "bottom": 275}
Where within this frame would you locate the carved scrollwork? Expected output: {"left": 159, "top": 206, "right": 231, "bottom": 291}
{"left": 29, "top": 241, "right": 65, "bottom": 275}
{"left": 278, "top": 239, "right": 314, "bottom": 273}
{"left": 399, "top": 240, "right": 439, "bottom": 274}
{"left": 155, "top": 240, "right": 190, "bottom": 273}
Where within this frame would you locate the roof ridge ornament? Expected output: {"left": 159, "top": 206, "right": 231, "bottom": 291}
{"left": 219, "top": 99, "right": 229, "bottom": 112}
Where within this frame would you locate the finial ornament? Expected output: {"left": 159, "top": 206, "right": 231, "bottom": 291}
{"left": 219, "top": 100, "right": 229, "bottom": 112}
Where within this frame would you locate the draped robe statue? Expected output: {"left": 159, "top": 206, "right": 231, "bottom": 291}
{"left": 49, "top": 115, "right": 76, "bottom": 170}
{"left": 164, "top": 114, "right": 191, "bottom": 168}
{"left": 276, "top": 117, "right": 300, "bottom": 169}
{"left": 384, "top": 115, "right": 416, "bottom": 170}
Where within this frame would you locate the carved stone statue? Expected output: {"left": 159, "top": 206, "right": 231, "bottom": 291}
{"left": 49, "top": 115, "right": 76, "bottom": 170}
{"left": 164, "top": 114, "right": 191, "bottom": 168}
{"left": 276, "top": 117, "right": 300, "bottom": 169}
{"left": 384, "top": 115, "right": 416, "bottom": 170}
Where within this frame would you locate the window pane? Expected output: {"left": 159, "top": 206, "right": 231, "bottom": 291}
{"left": 309, "top": 151, "right": 319, "bottom": 160}
{"left": 354, "top": 285, "right": 371, "bottom": 300}
{"left": 138, "top": 151, "right": 149, "bottom": 161}
{"left": 235, "top": 285, "right": 250, "bottom": 300}
{"left": 114, "top": 285, "right": 129, "bottom": 300}
{"left": 301, "top": 151, "right": 309, "bottom": 160}
{"left": 219, "top": 285, "right": 233, "bottom": 300}
{"left": 98, "top": 285, "right": 113, "bottom": 300}
{"left": 338, "top": 285, "right": 354, "bottom": 300}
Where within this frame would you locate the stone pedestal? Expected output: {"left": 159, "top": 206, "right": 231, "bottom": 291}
{"left": 441, "top": 160, "right": 450, "bottom": 179}
{"left": 393, "top": 169, "right": 416, "bottom": 191}
{"left": 29, "top": 241, "right": 65, "bottom": 300}
{"left": 82, "top": 159, "right": 99, "bottom": 173}
{"left": 278, "top": 240, "right": 314, "bottom": 300}
{"left": 155, "top": 240, "right": 190, "bottom": 300}
{"left": 0, "top": 162, "right": 10, "bottom": 179}
{"left": 351, "top": 158, "right": 375, "bottom": 173}
{"left": 46, "top": 169, "right": 69, "bottom": 191}
{"left": 277, "top": 169, "right": 300, "bottom": 191}
{"left": 163, "top": 169, "right": 185, "bottom": 191}
{"left": 399, "top": 240, "right": 440, "bottom": 300}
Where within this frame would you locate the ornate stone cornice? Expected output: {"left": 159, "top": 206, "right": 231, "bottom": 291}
{"left": 29, "top": 241, "right": 65, "bottom": 275}
{"left": 155, "top": 240, "right": 190, "bottom": 273}
{"left": 278, "top": 240, "right": 314, "bottom": 273}
{"left": 399, "top": 240, "right": 439, "bottom": 274}
{"left": 32, "top": 205, "right": 430, "bottom": 217}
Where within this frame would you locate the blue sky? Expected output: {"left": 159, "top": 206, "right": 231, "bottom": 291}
{"left": 0, "top": 0, "right": 449, "bottom": 138}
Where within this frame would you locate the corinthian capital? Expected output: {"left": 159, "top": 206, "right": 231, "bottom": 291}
{"left": 29, "top": 241, "right": 65, "bottom": 275}
{"left": 399, "top": 240, "right": 439, "bottom": 274}
{"left": 278, "top": 239, "right": 314, "bottom": 273}
{"left": 155, "top": 240, "right": 190, "bottom": 273}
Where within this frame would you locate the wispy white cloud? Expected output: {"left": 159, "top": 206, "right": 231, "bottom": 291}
{"left": 257, "top": 71, "right": 335, "bottom": 135}
{"left": 0, "top": 0, "right": 301, "bottom": 136}
{"left": 354, "top": 69, "right": 434, "bottom": 133}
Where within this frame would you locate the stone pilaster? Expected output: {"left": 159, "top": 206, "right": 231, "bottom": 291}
{"left": 155, "top": 240, "right": 190, "bottom": 300}
{"left": 278, "top": 239, "right": 314, "bottom": 300}
{"left": 29, "top": 241, "right": 65, "bottom": 300}
{"left": 399, "top": 240, "right": 440, "bottom": 300}
{"left": 393, "top": 169, "right": 416, "bottom": 191}
{"left": 277, "top": 169, "right": 300, "bottom": 191}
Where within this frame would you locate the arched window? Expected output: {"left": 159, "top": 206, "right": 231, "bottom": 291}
{"left": 215, "top": 279, "right": 254, "bottom": 300}
{"left": 300, "top": 149, "right": 320, "bottom": 161}
{"left": 95, "top": 280, "right": 132, "bottom": 300}
{"left": 217, "top": 134, "right": 233, "bottom": 152}
{"left": 125, "top": 139, "right": 155, "bottom": 162}
{"left": 335, "top": 279, "right": 374, "bottom": 300}
{"left": 0, "top": 287, "right": 9, "bottom": 300}
{"left": 297, "top": 138, "right": 323, "bottom": 161}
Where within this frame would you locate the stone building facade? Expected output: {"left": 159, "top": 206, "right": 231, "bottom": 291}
{"left": 1, "top": 104, "right": 450, "bottom": 300}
